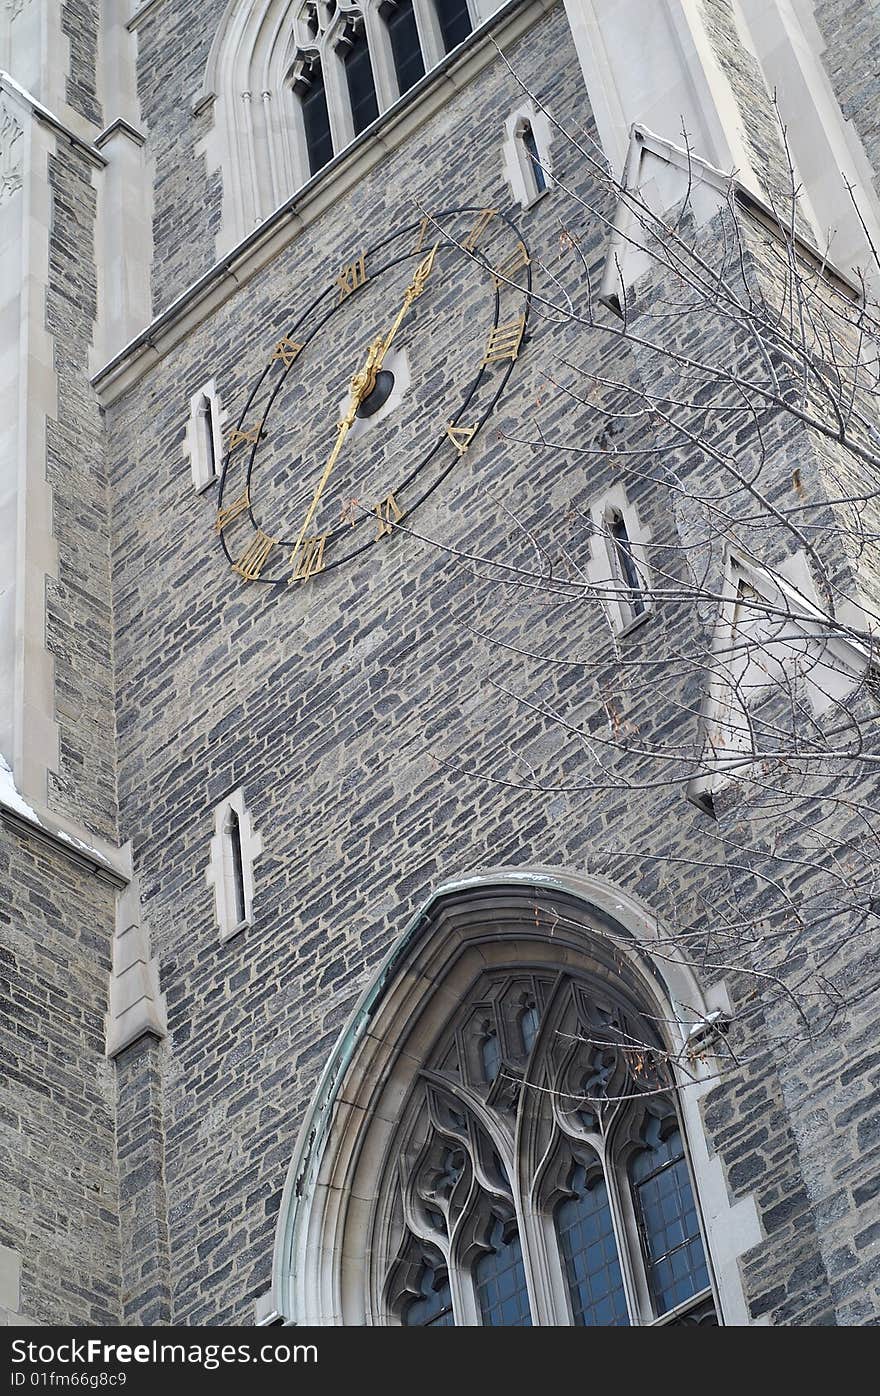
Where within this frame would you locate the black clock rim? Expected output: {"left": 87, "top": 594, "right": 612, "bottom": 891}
{"left": 216, "top": 206, "right": 533, "bottom": 584}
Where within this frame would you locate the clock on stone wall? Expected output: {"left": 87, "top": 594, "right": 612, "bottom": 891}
{"left": 213, "top": 206, "right": 533, "bottom": 585}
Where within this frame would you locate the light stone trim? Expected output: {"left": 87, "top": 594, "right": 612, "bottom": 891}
{"left": 0, "top": 97, "right": 22, "bottom": 200}
{"left": 599, "top": 122, "right": 861, "bottom": 314}
{"left": 198, "top": 0, "right": 498, "bottom": 252}
{"left": 688, "top": 546, "right": 872, "bottom": 805}
{"left": 186, "top": 378, "right": 228, "bottom": 492}
{"left": 270, "top": 869, "right": 761, "bottom": 1325}
{"left": 501, "top": 100, "right": 552, "bottom": 208}
{"left": 91, "top": 0, "right": 558, "bottom": 407}
{"left": 584, "top": 481, "right": 652, "bottom": 636}
{"left": 206, "top": 787, "right": 264, "bottom": 942}
{"left": 733, "top": 0, "right": 880, "bottom": 289}
{"left": 106, "top": 844, "right": 168, "bottom": 1057}
{"left": 0, "top": 1244, "right": 20, "bottom": 1312}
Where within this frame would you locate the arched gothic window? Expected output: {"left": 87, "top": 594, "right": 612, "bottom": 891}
{"left": 272, "top": 880, "right": 759, "bottom": 1326}
{"left": 287, "top": 1, "right": 478, "bottom": 185}
{"left": 380, "top": 969, "right": 719, "bottom": 1326}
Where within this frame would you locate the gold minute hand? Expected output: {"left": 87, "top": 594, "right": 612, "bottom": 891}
{"left": 289, "top": 337, "right": 385, "bottom": 578}
{"left": 289, "top": 243, "right": 440, "bottom": 581}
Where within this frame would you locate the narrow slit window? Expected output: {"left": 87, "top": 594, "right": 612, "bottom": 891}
{"left": 227, "top": 808, "right": 247, "bottom": 926}
{"left": 200, "top": 395, "right": 216, "bottom": 479}
{"left": 434, "top": 0, "right": 472, "bottom": 53}
{"left": 610, "top": 510, "right": 645, "bottom": 615}
{"left": 343, "top": 24, "right": 379, "bottom": 135}
{"left": 299, "top": 63, "right": 333, "bottom": 174}
{"left": 383, "top": 0, "right": 425, "bottom": 97}
{"left": 520, "top": 120, "right": 546, "bottom": 194}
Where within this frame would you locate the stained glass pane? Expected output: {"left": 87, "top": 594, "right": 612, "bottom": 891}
{"left": 474, "top": 1217, "right": 532, "bottom": 1327}
{"left": 434, "top": 0, "right": 472, "bottom": 52}
{"left": 386, "top": 0, "right": 425, "bottom": 96}
{"left": 555, "top": 1166, "right": 629, "bottom": 1326}
{"left": 403, "top": 1260, "right": 455, "bottom": 1327}
{"left": 481, "top": 1030, "right": 501, "bottom": 1083}
{"left": 519, "top": 1002, "right": 540, "bottom": 1055}
{"left": 631, "top": 1119, "right": 711, "bottom": 1315}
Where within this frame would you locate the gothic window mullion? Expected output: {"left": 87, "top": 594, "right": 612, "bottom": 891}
{"left": 363, "top": 4, "right": 400, "bottom": 111}
{"left": 411, "top": 0, "right": 447, "bottom": 69}
{"left": 601, "top": 1141, "right": 653, "bottom": 1325}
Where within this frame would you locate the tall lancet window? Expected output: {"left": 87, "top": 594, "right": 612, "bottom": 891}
{"left": 382, "top": 0, "right": 425, "bottom": 97}
{"left": 341, "top": 19, "right": 379, "bottom": 135}
{"left": 434, "top": 0, "right": 472, "bottom": 52}
{"left": 206, "top": 790, "right": 263, "bottom": 942}
{"left": 296, "top": 59, "right": 333, "bottom": 174}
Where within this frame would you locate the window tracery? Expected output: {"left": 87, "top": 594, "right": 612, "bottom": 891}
{"left": 379, "top": 969, "right": 718, "bottom": 1325}
{"left": 289, "top": 0, "right": 477, "bottom": 178}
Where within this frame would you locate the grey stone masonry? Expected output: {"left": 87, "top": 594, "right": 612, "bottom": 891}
{"left": 46, "top": 148, "right": 118, "bottom": 842}
{"left": 132, "top": 0, "right": 229, "bottom": 316}
{"left": 0, "top": 825, "right": 120, "bottom": 1325}
{"left": 96, "top": 0, "right": 879, "bottom": 1325}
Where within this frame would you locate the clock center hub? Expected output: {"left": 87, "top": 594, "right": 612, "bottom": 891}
{"left": 356, "top": 368, "right": 396, "bottom": 419}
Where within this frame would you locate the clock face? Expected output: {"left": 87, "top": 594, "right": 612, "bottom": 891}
{"left": 214, "top": 206, "right": 533, "bottom": 585}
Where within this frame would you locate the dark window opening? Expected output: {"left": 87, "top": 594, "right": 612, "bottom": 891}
{"left": 298, "top": 64, "right": 333, "bottom": 174}
{"left": 228, "top": 808, "right": 247, "bottom": 925}
{"left": 519, "top": 1000, "right": 540, "bottom": 1055}
{"left": 343, "top": 26, "right": 379, "bottom": 135}
{"left": 520, "top": 120, "right": 546, "bottom": 193}
{"left": 434, "top": 0, "right": 472, "bottom": 53}
{"left": 382, "top": 0, "right": 425, "bottom": 96}
{"left": 200, "top": 396, "right": 216, "bottom": 478}
{"left": 610, "top": 510, "right": 645, "bottom": 615}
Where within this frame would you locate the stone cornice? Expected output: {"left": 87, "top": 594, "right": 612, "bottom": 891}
{"left": 126, "top": 0, "right": 167, "bottom": 31}
{"left": 0, "top": 801, "right": 129, "bottom": 887}
{"left": 91, "top": 0, "right": 556, "bottom": 407}
{"left": 0, "top": 71, "right": 106, "bottom": 169}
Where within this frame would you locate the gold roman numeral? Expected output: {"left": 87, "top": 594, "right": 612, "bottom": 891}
{"left": 413, "top": 214, "right": 436, "bottom": 253}
{"left": 463, "top": 208, "right": 497, "bottom": 252}
{"left": 374, "top": 492, "right": 403, "bottom": 539}
{"left": 289, "top": 533, "right": 327, "bottom": 581}
{"left": 482, "top": 316, "right": 525, "bottom": 365}
{"left": 232, "top": 530, "right": 275, "bottom": 581}
{"left": 215, "top": 489, "right": 250, "bottom": 533}
{"left": 335, "top": 253, "right": 367, "bottom": 303}
{"left": 273, "top": 337, "right": 304, "bottom": 366}
{"left": 227, "top": 425, "right": 261, "bottom": 450}
{"left": 491, "top": 241, "right": 530, "bottom": 288}
{"left": 446, "top": 423, "right": 477, "bottom": 455}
